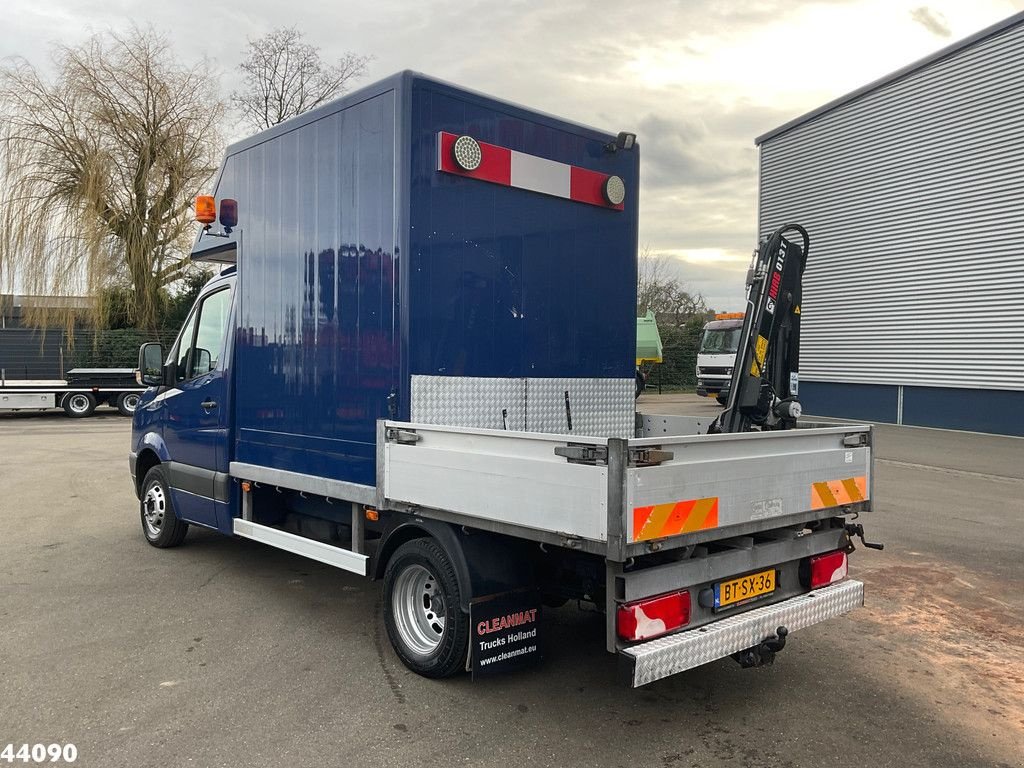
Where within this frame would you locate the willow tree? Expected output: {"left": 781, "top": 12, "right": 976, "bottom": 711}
{"left": 0, "top": 28, "right": 223, "bottom": 332}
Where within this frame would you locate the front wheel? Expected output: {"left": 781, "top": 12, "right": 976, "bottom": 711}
{"left": 383, "top": 538, "right": 469, "bottom": 678}
{"left": 716, "top": 393, "right": 729, "bottom": 406}
{"left": 140, "top": 466, "right": 188, "bottom": 548}
{"left": 116, "top": 391, "right": 141, "bottom": 417}
{"left": 62, "top": 392, "right": 96, "bottom": 418}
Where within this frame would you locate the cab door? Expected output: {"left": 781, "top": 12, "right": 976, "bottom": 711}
{"left": 162, "top": 283, "right": 234, "bottom": 528}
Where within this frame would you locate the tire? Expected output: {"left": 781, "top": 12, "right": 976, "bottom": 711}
{"left": 716, "top": 393, "right": 729, "bottom": 406}
{"left": 383, "top": 538, "right": 469, "bottom": 678}
{"left": 139, "top": 465, "right": 188, "bottom": 548}
{"left": 116, "top": 391, "right": 141, "bottom": 417}
{"left": 62, "top": 392, "right": 97, "bottom": 418}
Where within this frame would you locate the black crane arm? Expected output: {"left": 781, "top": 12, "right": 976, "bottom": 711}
{"left": 711, "top": 224, "right": 810, "bottom": 434}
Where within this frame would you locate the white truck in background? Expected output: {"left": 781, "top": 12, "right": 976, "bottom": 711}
{"left": 696, "top": 313, "right": 744, "bottom": 405}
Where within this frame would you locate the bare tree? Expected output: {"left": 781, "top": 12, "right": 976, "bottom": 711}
{"left": 231, "top": 27, "right": 370, "bottom": 131}
{"left": 0, "top": 28, "right": 224, "bottom": 332}
{"left": 637, "top": 247, "right": 709, "bottom": 323}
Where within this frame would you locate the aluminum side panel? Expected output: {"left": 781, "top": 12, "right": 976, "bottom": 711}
{"left": 627, "top": 428, "right": 871, "bottom": 542}
{"left": 382, "top": 423, "right": 608, "bottom": 541}
{"left": 0, "top": 393, "right": 55, "bottom": 409}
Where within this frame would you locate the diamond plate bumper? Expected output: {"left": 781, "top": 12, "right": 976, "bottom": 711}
{"left": 621, "top": 579, "right": 864, "bottom": 687}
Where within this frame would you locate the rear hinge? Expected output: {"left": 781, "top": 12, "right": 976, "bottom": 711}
{"left": 554, "top": 444, "right": 608, "bottom": 464}
{"left": 554, "top": 445, "right": 674, "bottom": 466}
{"left": 385, "top": 427, "right": 421, "bottom": 445}
{"left": 628, "top": 447, "right": 674, "bottom": 466}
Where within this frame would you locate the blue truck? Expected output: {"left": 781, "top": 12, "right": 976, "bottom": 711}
{"left": 129, "top": 72, "right": 871, "bottom": 686}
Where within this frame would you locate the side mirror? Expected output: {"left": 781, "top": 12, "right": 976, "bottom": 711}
{"left": 138, "top": 343, "right": 164, "bottom": 387}
{"left": 193, "top": 348, "right": 212, "bottom": 377}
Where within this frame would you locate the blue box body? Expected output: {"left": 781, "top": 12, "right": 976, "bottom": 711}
{"left": 205, "top": 72, "right": 639, "bottom": 487}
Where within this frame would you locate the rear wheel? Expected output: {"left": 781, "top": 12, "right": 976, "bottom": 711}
{"left": 140, "top": 465, "right": 188, "bottom": 548}
{"left": 383, "top": 538, "right": 469, "bottom": 678}
{"left": 116, "top": 391, "right": 141, "bottom": 417}
{"left": 62, "top": 392, "right": 97, "bottom": 418}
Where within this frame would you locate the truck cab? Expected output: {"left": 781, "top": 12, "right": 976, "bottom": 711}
{"left": 130, "top": 269, "right": 237, "bottom": 538}
{"left": 696, "top": 313, "right": 744, "bottom": 405}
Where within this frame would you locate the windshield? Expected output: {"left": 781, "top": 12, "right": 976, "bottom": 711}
{"left": 700, "top": 328, "right": 741, "bottom": 355}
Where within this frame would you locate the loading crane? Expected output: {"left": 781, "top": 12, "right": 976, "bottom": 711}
{"left": 710, "top": 224, "right": 810, "bottom": 434}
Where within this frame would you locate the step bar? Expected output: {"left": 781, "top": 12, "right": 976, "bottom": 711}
{"left": 620, "top": 579, "right": 865, "bottom": 687}
{"left": 233, "top": 518, "right": 368, "bottom": 576}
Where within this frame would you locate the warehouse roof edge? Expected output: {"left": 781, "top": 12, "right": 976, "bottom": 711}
{"left": 754, "top": 10, "right": 1024, "bottom": 146}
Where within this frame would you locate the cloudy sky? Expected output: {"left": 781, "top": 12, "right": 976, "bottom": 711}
{"left": 4, "top": 0, "right": 1022, "bottom": 309}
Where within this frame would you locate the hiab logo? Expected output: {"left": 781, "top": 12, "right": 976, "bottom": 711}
{"left": 765, "top": 245, "right": 786, "bottom": 315}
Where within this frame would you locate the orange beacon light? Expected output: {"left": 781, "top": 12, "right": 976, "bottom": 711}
{"left": 195, "top": 195, "right": 216, "bottom": 225}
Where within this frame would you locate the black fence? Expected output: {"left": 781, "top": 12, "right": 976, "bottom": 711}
{"left": 642, "top": 326, "right": 702, "bottom": 391}
{"left": 0, "top": 328, "right": 177, "bottom": 381}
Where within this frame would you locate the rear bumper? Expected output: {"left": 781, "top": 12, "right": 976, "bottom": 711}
{"left": 620, "top": 579, "right": 864, "bottom": 687}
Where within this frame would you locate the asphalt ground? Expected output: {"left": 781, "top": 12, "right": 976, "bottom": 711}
{"left": 1, "top": 397, "right": 1021, "bottom": 768}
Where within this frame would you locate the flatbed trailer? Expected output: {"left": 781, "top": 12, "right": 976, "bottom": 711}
{"left": 128, "top": 71, "right": 875, "bottom": 687}
{"left": 1, "top": 368, "right": 144, "bottom": 417}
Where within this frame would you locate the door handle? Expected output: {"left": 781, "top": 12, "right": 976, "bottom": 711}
{"left": 201, "top": 399, "right": 218, "bottom": 410}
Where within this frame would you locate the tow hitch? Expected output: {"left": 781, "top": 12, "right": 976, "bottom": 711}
{"left": 732, "top": 625, "right": 789, "bottom": 668}
{"left": 844, "top": 523, "right": 885, "bottom": 551}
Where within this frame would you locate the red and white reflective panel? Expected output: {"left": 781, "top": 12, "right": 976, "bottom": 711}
{"left": 436, "top": 131, "right": 625, "bottom": 210}
{"left": 616, "top": 591, "right": 691, "bottom": 642}
{"left": 807, "top": 550, "right": 848, "bottom": 589}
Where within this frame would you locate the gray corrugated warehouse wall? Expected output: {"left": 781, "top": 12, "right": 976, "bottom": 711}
{"left": 756, "top": 13, "right": 1024, "bottom": 436}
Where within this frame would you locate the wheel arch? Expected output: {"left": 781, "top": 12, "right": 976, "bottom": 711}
{"left": 374, "top": 519, "right": 474, "bottom": 611}
{"left": 134, "top": 449, "right": 163, "bottom": 498}
{"left": 373, "top": 517, "right": 539, "bottom": 612}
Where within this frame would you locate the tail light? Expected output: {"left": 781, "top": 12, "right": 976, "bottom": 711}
{"left": 803, "top": 550, "right": 848, "bottom": 589}
{"left": 617, "top": 591, "right": 691, "bottom": 642}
